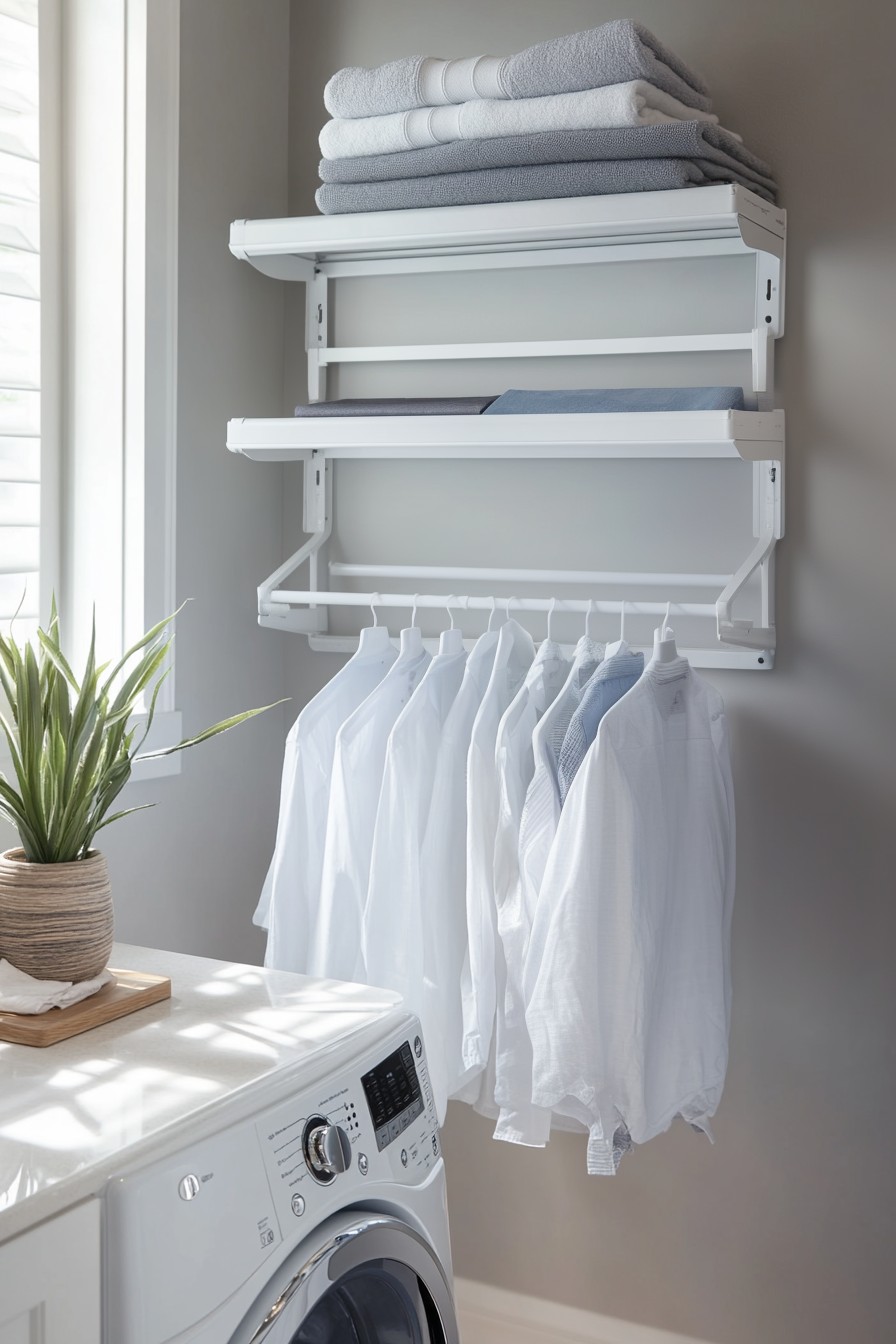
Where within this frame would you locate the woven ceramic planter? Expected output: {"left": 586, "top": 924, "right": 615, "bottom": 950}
{"left": 0, "top": 848, "right": 113, "bottom": 983}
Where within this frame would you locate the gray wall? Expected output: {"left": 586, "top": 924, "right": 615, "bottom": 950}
{"left": 286, "top": 3, "right": 896, "bottom": 1343}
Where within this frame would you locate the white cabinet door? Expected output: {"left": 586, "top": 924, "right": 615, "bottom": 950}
{"left": 0, "top": 1201, "right": 101, "bottom": 1344}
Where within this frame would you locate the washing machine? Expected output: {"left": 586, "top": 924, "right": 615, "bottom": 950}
{"left": 104, "top": 1007, "right": 458, "bottom": 1343}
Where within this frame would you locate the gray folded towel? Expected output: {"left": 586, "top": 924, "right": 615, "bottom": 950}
{"left": 483, "top": 387, "right": 746, "bottom": 414}
{"left": 319, "top": 122, "right": 776, "bottom": 199}
{"left": 295, "top": 396, "right": 498, "bottom": 417}
{"left": 324, "top": 21, "right": 712, "bottom": 118}
{"left": 315, "top": 158, "right": 774, "bottom": 216}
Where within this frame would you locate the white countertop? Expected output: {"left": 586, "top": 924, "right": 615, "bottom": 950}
{"left": 0, "top": 943, "right": 401, "bottom": 1243}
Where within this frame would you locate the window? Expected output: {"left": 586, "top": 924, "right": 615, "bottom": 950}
{"left": 0, "top": 0, "right": 43, "bottom": 643}
{"left": 0, "top": 0, "right": 181, "bottom": 776}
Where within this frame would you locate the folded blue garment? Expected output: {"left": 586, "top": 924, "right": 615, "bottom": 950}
{"left": 483, "top": 386, "right": 745, "bottom": 414}
{"left": 295, "top": 396, "right": 497, "bottom": 417}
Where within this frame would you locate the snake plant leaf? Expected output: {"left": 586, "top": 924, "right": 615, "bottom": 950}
{"left": 93, "top": 803, "right": 156, "bottom": 833}
{"left": 136, "top": 702, "right": 287, "bottom": 761}
{"left": 36, "top": 626, "right": 80, "bottom": 692}
{"left": 99, "top": 602, "right": 187, "bottom": 699}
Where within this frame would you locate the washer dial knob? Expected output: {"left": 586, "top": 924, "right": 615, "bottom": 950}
{"left": 303, "top": 1117, "right": 352, "bottom": 1182}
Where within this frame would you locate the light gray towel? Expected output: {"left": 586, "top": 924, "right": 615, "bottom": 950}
{"left": 295, "top": 396, "right": 497, "bottom": 417}
{"left": 483, "top": 387, "right": 746, "bottom": 414}
{"left": 319, "top": 122, "right": 776, "bottom": 200}
{"left": 320, "top": 81, "right": 717, "bottom": 160}
{"left": 324, "top": 21, "right": 712, "bottom": 118}
{"left": 315, "top": 159, "right": 774, "bottom": 216}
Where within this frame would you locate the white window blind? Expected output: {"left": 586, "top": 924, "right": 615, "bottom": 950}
{"left": 0, "top": 0, "right": 40, "bottom": 640}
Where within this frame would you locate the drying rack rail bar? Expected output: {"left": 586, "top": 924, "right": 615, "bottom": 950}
{"left": 266, "top": 588, "right": 773, "bottom": 671}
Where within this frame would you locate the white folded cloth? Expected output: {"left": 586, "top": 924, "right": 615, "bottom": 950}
{"left": 319, "top": 80, "right": 718, "bottom": 161}
{"left": 0, "top": 958, "right": 113, "bottom": 1014}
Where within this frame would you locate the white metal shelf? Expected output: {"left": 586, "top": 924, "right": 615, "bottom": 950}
{"left": 227, "top": 409, "right": 784, "bottom": 464}
{"left": 230, "top": 185, "right": 785, "bottom": 276}
{"left": 228, "top": 188, "right": 786, "bottom": 669}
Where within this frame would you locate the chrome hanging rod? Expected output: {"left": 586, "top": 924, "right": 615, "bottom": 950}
{"left": 271, "top": 589, "right": 717, "bottom": 619}
{"left": 328, "top": 563, "right": 732, "bottom": 588}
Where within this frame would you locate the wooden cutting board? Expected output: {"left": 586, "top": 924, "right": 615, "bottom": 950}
{"left": 0, "top": 968, "right": 172, "bottom": 1047}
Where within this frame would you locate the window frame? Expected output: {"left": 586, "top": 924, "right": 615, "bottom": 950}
{"left": 38, "top": 0, "right": 182, "bottom": 782}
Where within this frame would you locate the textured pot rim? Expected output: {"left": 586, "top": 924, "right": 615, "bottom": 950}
{"left": 0, "top": 847, "right": 105, "bottom": 870}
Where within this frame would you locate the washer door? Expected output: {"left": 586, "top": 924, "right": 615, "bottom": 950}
{"left": 231, "top": 1212, "right": 459, "bottom": 1344}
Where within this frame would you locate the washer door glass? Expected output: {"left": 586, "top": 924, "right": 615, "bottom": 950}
{"left": 235, "top": 1212, "right": 457, "bottom": 1344}
{"left": 291, "top": 1261, "right": 436, "bottom": 1343}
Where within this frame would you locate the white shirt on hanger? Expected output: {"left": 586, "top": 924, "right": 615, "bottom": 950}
{"left": 493, "top": 633, "right": 604, "bottom": 1144}
{"left": 419, "top": 626, "right": 501, "bottom": 1121}
{"left": 310, "top": 628, "right": 431, "bottom": 982}
{"left": 363, "top": 627, "right": 467, "bottom": 1015}
{"left": 489, "top": 639, "right": 570, "bottom": 1118}
{"left": 461, "top": 618, "right": 535, "bottom": 1088}
{"left": 525, "top": 655, "right": 736, "bottom": 1174}
{"left": 516, "top": 636, "right": 605, "bottom": 930}
{"left": 255, "top": 625, "right": 397, "bottom": 972}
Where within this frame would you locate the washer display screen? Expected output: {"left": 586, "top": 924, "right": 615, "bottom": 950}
{"left": 361, "top": 1042, "right": 424, "bottom": 1150}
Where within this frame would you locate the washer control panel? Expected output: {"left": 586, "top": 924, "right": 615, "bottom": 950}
{"left": 361, "top": 1039, "right": 425, "bottom": 1150}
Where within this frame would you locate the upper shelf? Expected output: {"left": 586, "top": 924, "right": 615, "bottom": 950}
{"left": 230, "top": 186, "right": 785, "bottom": 281}
{"left": 227, "top": 408, "right": 785, "bottom": 464}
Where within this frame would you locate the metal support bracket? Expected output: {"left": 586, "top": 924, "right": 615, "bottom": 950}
{"left": 305, "top": 268, "right": 329, "bottom": 404}
{"left": 716, "top": 458, "right": 783, "bottom": 657}
{"left": 257, "top": 457, "right": 332, "bottom": 633}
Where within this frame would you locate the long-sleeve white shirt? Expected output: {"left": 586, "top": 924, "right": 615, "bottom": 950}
{"left": 311, "top": 630, "right": 430, "bottom": 982}
{"left": 256, "top": 625, "right": 397, "bottom": 972}
{"left": 526, "top": 655, "right": 735, "bottom": 1174}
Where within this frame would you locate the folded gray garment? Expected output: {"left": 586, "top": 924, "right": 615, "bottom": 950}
{"left": 483, "top": 386, "right": 746, "bottom": 414}
{"left": 295, "top": 396, "right": 497, "bottom": 417}
{"left": 319, "top": 121, "right": 776, "bottom": 198}
{"left": 324, "top": 20, "right": 711, "bottom": 118}
{"left": 315, "top": 158, "right": 774, "bottom": 216}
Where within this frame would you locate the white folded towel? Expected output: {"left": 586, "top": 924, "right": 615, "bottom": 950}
{"left": 319, "top": 80, "right": 718, "bottom": 161}
{"left": 0, "top": 958, "right": 113, "bottom": 1014}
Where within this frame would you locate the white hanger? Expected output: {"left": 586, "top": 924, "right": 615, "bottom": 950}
{"left": 605, "top": 599, "right": 628, "bottom": 659}
{"left": 359, "top": 593, "right": 392, "bottom": 651}
{"left": 546, "top": 597, "right": 557, "bottom": 643}
{"left": 440, "top": 595, "right": 464, "bottom": 654}
{"left": 653, "top": 601, "right": 679, "bottom": 663}
{"left": 400, "top": 594, "right": 424, "bottom": 656}
{"left": 585, "top": 598, "right": 596, "bottom": 640}
{"left": 487, "top": 595, "right": 501, "bottom": 632}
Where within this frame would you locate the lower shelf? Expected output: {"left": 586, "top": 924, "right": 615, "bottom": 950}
{"left": 227, "top": 409, "right": 785, "bottom": 464}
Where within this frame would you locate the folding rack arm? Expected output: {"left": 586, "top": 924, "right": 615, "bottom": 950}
{"left": 257, "top": 458, "right": 332, "bottom": 633}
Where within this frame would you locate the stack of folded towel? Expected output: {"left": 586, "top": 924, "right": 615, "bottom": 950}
{"left": 316, "top": 20, "right": 777, "bottom": 215}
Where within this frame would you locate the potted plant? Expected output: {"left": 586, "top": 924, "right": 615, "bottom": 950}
{"left": 0, "top": 601, "right": 276, "bottom": 983}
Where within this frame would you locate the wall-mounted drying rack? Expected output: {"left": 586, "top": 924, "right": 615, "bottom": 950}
{"left": 228, "top": 186, "right": 786, "bottom": 670}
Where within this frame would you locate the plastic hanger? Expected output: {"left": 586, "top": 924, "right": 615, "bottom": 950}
{"left": 440, "top": 596, "right": 464, "bottom": 654}
{"left": 398, "top": 594, "right": 424, "bottom": 657}
{"left": 546, "top": 597, "right": 557, "bottom": 644}
{"left": 652, "top": 602, "right": 680, "bottom": 664}
{"left": 358, "top": 594, "right": 392, "bottom": 652}
{"left": 585, "top": 598, "right": 596, "bottom": 641}
{"left": 605, "top": 600, "right": 629, "bottom": 660}
{"left": 487, "top": 595, "right": 501, "bottom": 632}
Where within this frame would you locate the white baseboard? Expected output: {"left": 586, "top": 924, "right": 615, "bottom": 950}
{"left": 455, "top": 1278, "right": 717, "bottom": 1344}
